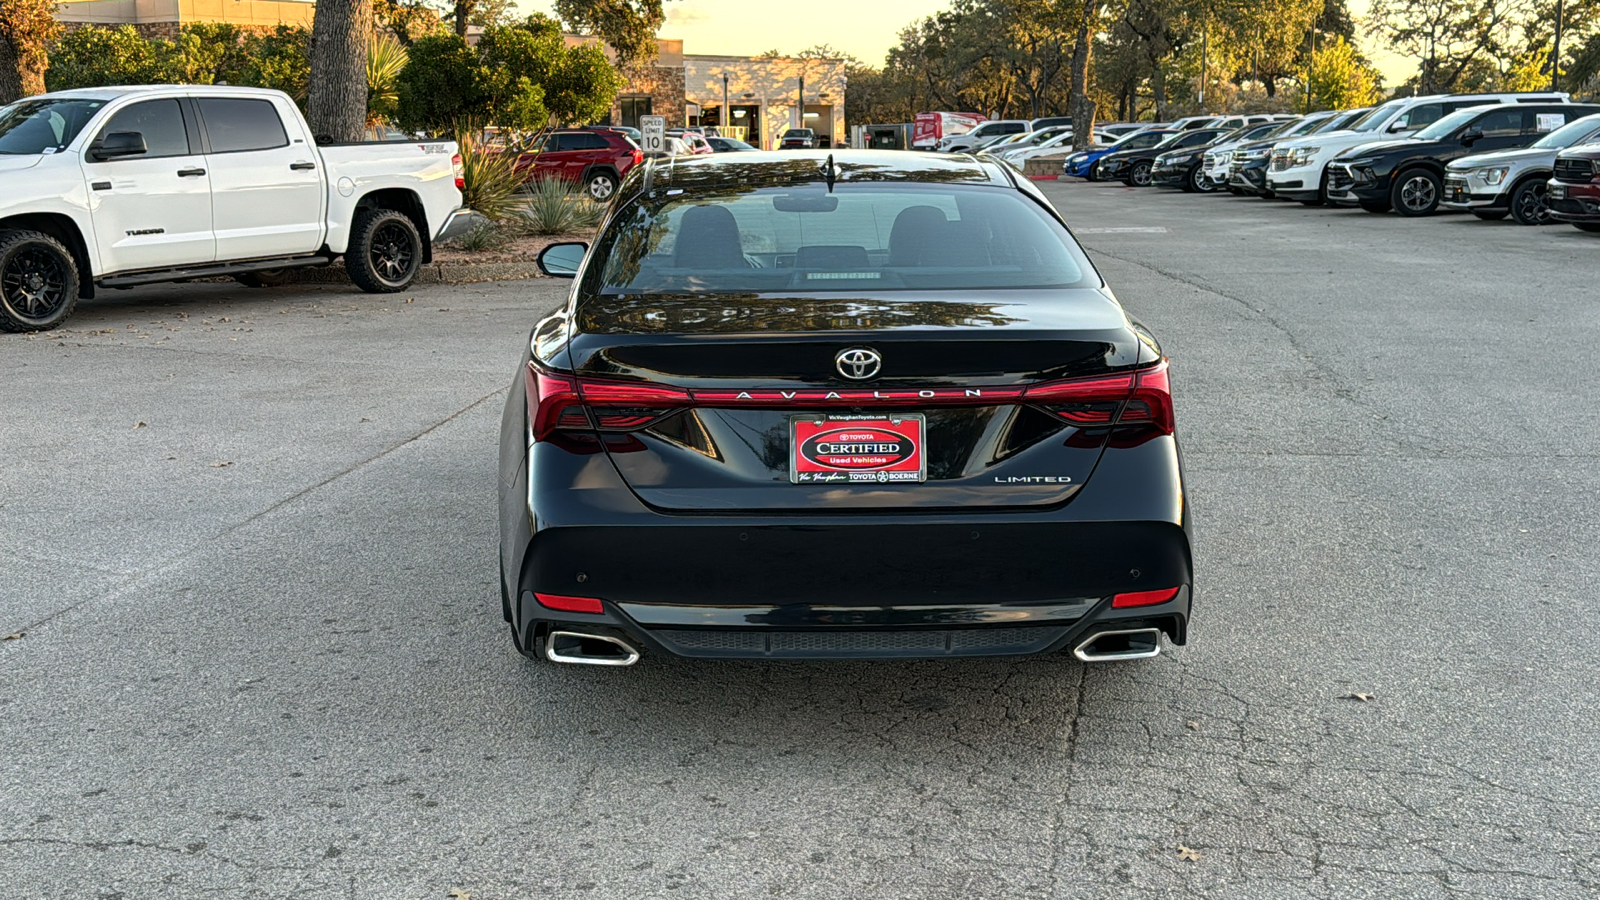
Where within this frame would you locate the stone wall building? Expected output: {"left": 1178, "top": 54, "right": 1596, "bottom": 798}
{"left": 56, "top": 0, "right": 314, "bottom": 38}
{"left": 569, "top": 36, "right": 847, "bottom": 150}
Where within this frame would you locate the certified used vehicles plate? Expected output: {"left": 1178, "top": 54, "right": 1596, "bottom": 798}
{"left": 790, "top": 415, "right": 926, "bottom": 484}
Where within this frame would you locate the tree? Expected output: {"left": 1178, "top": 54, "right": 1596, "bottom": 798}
{"left": 1302, "top": 36, "right": 1384, "bottom": 110}
{"left": 395, "top": 33, "right": 490, "bottom": 132}
{"left": 308, "top": 0, "right": 374, "bottom": 142}
{"left": 1070, "top": 0, "right": 1104, "bottom": 148}
{"left": 551, "top": 0, "right": 670, "bottom": 66}
{"left": 373, "top": 0, "right": 444, "bottom": 44}
{"left": 0, "top": 0, "right": 60, "bottom": 102}
{"left": 1367, "top": 0, "right": 1534, "bottom": 93}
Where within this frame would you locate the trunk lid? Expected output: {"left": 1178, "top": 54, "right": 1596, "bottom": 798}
{"left": 559, "top": 290, "right": 1154, "bottom": 512}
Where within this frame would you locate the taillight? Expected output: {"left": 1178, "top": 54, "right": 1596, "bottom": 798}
{"left": 526, "top": 363, "right": 691, "bottom": 441}
{"left": 1024, "top": 360, "right": 1173, "bottom": 434}
{"left": 452, "top": 152, "right": 464, "bottom": 191}
{"left": 631, "top": 148, "right": 643, "bottom": 165}
{"left": 1112, "top": 586, "right": 1181, "bottom": 608}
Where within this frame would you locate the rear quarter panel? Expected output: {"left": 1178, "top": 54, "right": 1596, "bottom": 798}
{"left": 317, "top": 141, "right": 460, "bottom": 253}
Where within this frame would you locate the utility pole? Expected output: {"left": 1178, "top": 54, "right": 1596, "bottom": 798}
{"left": 797, "top": 75, "right": 805, "bottom": 131}
{"left": 722, "top": 72, "right": 729, "bottom": 135}
{"left": 1553, "top": 0, "right": 1565, "bottom": 92}
{"left": 1199, "top": 26, "right": 1208, "bottom": 112}
{"left": 1305, "top": 25, "right": 1315, "bottom": 113}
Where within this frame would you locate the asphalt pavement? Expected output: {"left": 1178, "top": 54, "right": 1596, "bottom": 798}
{"left": 3, "top": 185, "right": 1598, "bottom": 899}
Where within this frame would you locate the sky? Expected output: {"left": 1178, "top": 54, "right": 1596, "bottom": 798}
{"left": 518, "top": 0, "right": 1416, "bottom": 87}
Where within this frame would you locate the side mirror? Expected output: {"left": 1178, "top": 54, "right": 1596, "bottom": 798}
{"left": 93, "top": 131, "right": 147, "bottom": 161}
{"left": 1387, "top": 121, "right": 1410, "bottom": 134}
{"left": 1460, "top": 127, "right": 1483, "bottom": 145}
{"left": 537, "top": 241, "right": 588, "bottom": 278}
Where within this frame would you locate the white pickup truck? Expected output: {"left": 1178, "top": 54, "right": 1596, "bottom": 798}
{"left": 0, "top": 85, "right": 475, "bottom": 332}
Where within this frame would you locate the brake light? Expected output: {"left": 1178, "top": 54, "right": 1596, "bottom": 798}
{"left": 1112, "top": 586, "right": 1180, "bottom": 608}
{"left": 631, "top": 148, "right": 643, "bottom": 165}
{"left": 526, "top": 362, "right": 691, "bottom": 441}
{"left": 452, "top": 152, "right": 464, "bottom": 191}
{"left": 1022, "top": 360, "right": 1172, "bottom": 435}
{"left": 524, "top": 361, "right": 1172, "bottom": 440}
{"left": 535, "top": 592, "right": 605, "bottom": 614}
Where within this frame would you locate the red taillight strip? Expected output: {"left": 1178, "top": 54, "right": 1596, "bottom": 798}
{"left": 526, "top": 361, "right": 1172, "bottom": 439}
{"left": 535, "top": 592, "right": 605, "bottom": 614}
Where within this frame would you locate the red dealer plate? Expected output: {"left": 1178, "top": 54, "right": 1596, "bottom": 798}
{"left": 790, "top": 415, "right": 926, "bottom": 485}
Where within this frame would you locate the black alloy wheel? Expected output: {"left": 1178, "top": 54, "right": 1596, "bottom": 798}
{"left": 1509, "top": 179, "right": 1552, "bottom": 226}
{"left": 345, "top": 208, "right": 423, "bottom": 293}
{"left": 1128, "top": 161, "right": 1153, "bottom": 186}
{"left": 0, "top": 230, "right": 81, "bottom": 333}
{"left": 1393, "top": 169, "right": 1442, "bottom": 217}
{"left": 1190, "top": 164, "right": 1217, "bottom": 193}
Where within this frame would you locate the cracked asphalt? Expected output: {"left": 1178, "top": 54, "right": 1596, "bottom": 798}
{"left": 4, "top": 183, "right": 1599, "bottom": 899}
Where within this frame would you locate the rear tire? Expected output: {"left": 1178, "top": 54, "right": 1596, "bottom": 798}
{"left": 1509, "top": 179, "right": 1551, "bottom": 226}
{"left": 0, "top": 230, "right": 81, "bottom": 333}
{"left": 345, "top": 208, "right": 422, "bottom": 293}
{"left": 584, "top": 169, "right": 618, "bottom": 202}
{"left": 1359, "top": 200, "right": 1392, "bottom": 214}
{"left": 1392, "top": 168, "right": 1441, "bottom": 217}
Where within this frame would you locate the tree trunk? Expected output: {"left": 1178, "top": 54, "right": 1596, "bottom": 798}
{"left": 1069, "top": 0, "right": 1100, "bottom": 149}
{"left": 307, "top": 0, "right": 372, "bottom": 143}
{"left": 1150, "top": 61, "right": 1168, "bottom": 122}
{"left": 453, "top": 0, "right": 470, "bottom": 37}
{"left": 0, "top": 0, "right": 57, "bottom": 104}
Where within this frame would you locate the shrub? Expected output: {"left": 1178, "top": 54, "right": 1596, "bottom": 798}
{"left": 447, "top": 219, "right": 511, "bottom": 252}
{"left": 519, "top": 176, "right": 580, "bottom": 235}
{"left": 455, "top": 128, "right": 526, "bottom": 222}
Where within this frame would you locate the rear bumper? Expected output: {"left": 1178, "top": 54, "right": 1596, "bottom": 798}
{"left": 503, "top": 431, "right": 1194, "bottom": 661}
{"left": 434, "top": 208, "right": 481, "bottom": 243}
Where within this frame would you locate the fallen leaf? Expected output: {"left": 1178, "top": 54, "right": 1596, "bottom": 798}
{"left": 1341, "top": 692, "right": 1375, "bottom": 703}
{"left": 3, "top": 632, "right": 24, "bottom": 641}
{"left": 133, "top": 421, "right": 146, "bottom": 429}
{"left": 447, "top": 890, "right": 471, "bottom": 900}
{"left": 1185, "top": 720, "right": 1200, "bottom": 731}
{"left": 210, "top": 461, "right": 233, "bottom": 468}
{"left": 1177, "top": 844, "right": 1202, "bottom": 862}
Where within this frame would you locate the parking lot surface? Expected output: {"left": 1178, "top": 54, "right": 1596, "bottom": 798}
{"left": 4, "top": 185, "right": 1599, "bottom": 899}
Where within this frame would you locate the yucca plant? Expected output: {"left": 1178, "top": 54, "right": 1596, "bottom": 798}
{"left": 568, "top": 197, "right": 607, "bottom": 230}
{"left": 454, "top": 125, "right": 525, "bottom": 222}
{"left": 366, "top": 33, "right": 408, "bottom": 126}
{"left": 519, "top": 175, "right": 580, "bottom": 235}
{"left": 447, "top": 219, "right": 510, "bottom": 252}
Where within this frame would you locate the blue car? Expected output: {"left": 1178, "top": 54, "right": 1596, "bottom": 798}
{"left": 1064, "top": 129, "right": 1175, "bottom": 180}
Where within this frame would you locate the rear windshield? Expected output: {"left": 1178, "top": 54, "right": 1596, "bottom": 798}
{"left": 590, "top": 184, "right": 1095, "bottom": 294}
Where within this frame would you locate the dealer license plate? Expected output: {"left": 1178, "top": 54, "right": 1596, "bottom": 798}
{"left": 1549, "top": 184, "right": 1566, "bottom": 199}
{"left": 790, "top": 414, "right": 926, "bottom": 484}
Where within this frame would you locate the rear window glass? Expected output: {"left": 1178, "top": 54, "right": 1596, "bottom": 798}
{"left": 590, "top": 184, "right": 1095, "bottom": 294}
{"left": 198, "top": 98, "right": 288, "bottom": 153}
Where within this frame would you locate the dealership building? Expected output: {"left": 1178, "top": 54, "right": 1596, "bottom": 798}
{"left": 572, "top": 39, "right": 848, "bottom": 150}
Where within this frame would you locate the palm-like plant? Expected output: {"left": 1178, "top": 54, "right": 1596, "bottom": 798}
{"left": 366, "top": 33, "right": 409, "bottom": 127}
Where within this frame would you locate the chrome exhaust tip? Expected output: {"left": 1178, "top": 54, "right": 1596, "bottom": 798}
{"left": 544, "top": 630, "right": 641, "bottom": 667}
{"left": 1073, "top": 627, "right": 1163, "bottom": 663}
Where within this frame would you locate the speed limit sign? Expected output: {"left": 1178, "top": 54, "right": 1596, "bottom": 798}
{"left": 640, "top": 115, "right": 666, "bottom": 154}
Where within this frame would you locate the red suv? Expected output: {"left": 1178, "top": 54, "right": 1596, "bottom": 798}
{"left": 515, "top": 129, "right": 642, "bottom": 201}
{"left": 1548, "top": 147, "right": 1600, "bottom": 233}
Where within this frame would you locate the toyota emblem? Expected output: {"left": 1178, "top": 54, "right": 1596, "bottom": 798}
{"left": 835, "top": 348, "right": 882, "bottom": 380}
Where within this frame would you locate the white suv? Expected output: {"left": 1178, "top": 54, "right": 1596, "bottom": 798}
{"left": 938, "top": 120, "right": 1030, "bottom": 153}
{"left": 1266, "top": 92, "right": 1571, "bottom": 204}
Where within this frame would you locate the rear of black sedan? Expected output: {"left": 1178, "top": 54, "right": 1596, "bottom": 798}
{"left": 497, "top": 150, "right": 1193, "bottom": 666}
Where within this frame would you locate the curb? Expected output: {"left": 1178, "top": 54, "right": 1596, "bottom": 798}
{"left": 1029, "top": 175, "right": 1060, "bottom": 181}
{"left": 279, "top": 260, "right": 544, "bottom": 287}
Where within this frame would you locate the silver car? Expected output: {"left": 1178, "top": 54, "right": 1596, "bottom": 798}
{"left": 1443, "top": 113, "right": 1600, "bottom": 225}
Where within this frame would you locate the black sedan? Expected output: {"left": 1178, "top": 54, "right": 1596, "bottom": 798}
{"left": 1326, "top": 102, "right": 1600, "bottom": 215}
{"left": 499, "top": 150, "right": 1193, "bottom": 666}
{"left": 1102, "top": 128, "right": 1230, "bottom": 186}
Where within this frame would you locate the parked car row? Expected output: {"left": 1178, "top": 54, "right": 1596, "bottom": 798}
{"left": 1059, "top": 92, "right": 1600, "bottom": 232}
